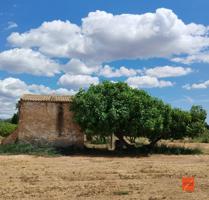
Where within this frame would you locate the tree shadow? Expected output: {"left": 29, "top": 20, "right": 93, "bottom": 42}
{"left": 0, "top": 143, "right": 202, "bottom": 157}
{"left": 56, "top": 144, "right": 202, "bottom": 157}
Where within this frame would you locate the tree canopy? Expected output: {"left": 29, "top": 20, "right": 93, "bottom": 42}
{"left": 70, "top": 81, "right": 208, "bottom": 148}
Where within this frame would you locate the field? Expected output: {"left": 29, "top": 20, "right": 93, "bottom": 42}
{"left": 0, "top": 153, "right": 209, "bottom": 200}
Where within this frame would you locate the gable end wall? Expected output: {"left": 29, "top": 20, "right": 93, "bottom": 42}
{"left": 18, "top": 101, "right": 84, "bottom": 147}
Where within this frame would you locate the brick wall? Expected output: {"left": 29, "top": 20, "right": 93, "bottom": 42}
{"left": 18, "top": 101, "right": 84, "bottom": 147}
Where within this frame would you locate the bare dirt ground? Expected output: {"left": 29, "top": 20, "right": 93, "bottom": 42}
{"left": 0, "top": 154, "right": 209, "bottom": 200}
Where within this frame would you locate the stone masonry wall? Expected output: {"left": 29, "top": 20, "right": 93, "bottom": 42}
{"left": 18, "top": 101, "right": 84, "bottom": 147}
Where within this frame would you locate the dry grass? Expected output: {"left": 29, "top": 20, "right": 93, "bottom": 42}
{"left": 160, "top": 141, "right": 209, "bottom": 155}
{"left": 0, "top": 154, "right": 209, "bottom": 200}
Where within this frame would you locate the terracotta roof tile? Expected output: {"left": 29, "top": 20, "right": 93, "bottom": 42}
{"left": 21, "top": 94, "right": 72, "bottom": 102}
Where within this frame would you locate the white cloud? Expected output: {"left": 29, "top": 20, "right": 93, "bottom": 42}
{"left": 99, "top": 65, "right": 137, "bottom": 78}
{"left": 172, "top": 52, "right": 209, "bottom": 64}
{"left": 0, "top": 77, "right": 76, "bottom": 118}
{"left": 7, "top": 21, "right": 18, "bottom": 30}
{"left": 0, "top": 77, "right": 29, "bottom": 98}
{"left": 27, "top": 84, "right": 76, "bottom": 95}
{"left": 0, "top": 48, "right": 60, "bottom": 76}
{"left": 0, "top": 97, "right": 17, "bottom": 118}
{"left": 0, "top": 77, "right": 76, "bottom": 98}
{"left": 7, "top": 8, "right": 209, "bottom": 64}
{"left": 8, "top": 20, "right": 83, "bottom": 58}
{"left": 144, "top": 66, "right": 192, "bottom": 78}
{"left": 58, "top": 74, "right": 99, "bottom": 90}
{"left": 182, "top": 84, "right": 191, "bottom": 90}
{"left": 63, "top": 58, "right": 99, "bottom": 75}
{"left": 126, "top": 75, "right": 174, "bottom": 88}
{"left": 183, "top": 80, "right": 209, "bottom": 90}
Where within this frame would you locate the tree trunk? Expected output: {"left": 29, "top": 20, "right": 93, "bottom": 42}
{"left": 148, "top": 137, "right": 162, "bottom": 149}
{"left": 114, "top": 132, "right": 135, "bottom": 150}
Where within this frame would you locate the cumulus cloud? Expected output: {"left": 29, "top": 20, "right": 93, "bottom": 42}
{"left": 0, "top": 77, "right": 76, "bottom": 118}
{"left": 58, "top": 74, "right": 99, "bottom": 90}
{"left": 7, "top": 8, "right": 209, "bottom": 64}
{"left": 63, "top": 58, "right": 99, "bottom": 75}
{"left": 27, "top": 84, "right": 76, "bottom": 95}
{"left": 126, "top": 75, "right": 174, "bottom": 88}
{"left": 0, "top": 77, "right": 76, "bottom": 98}
{"left": 183, "top": 80, "right": 209, "bottom": 90}
{"left": 99, "top": 65, "right": 137, "bottom": 78}
{"left": 144, "top": 66, "right": 192, "bottom": 78}
{"left": 0, "top": 77, "right": 29, "bottom": 98}
{"left": 172, "top": 52, "right": 209, "bottom": 64}
{"left": 0, "top": 48, "right": 60, "bottom": 76}
{"left": 8, "top": 20, "right": 83, "bottom": 58}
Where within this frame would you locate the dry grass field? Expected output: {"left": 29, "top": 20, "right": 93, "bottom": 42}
{"left": 0, "top": 154, "right": 209, "bottom": 200}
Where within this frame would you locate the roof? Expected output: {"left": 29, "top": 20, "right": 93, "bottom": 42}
{"left": 21, "top": 94, "right": 72, "bottom": 102}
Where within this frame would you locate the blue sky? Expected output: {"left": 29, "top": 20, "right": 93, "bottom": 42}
{"left": 0, "top": 0, "right": 209, "bottom": 123}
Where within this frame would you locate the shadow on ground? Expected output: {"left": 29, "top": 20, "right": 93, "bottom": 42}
{"left": 0, "top": 143, "right": 202, "bottom": 157}
{"left": 56, "top": 144, "right": 202, "bottom": 157}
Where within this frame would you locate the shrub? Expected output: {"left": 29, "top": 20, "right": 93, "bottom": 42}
{"left": 0, "top": 121, "right": 17, "bottom": 137}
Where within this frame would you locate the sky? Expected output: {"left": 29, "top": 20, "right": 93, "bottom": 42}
{"left": 0, "top": 0, "right": 209, "bottom": 123}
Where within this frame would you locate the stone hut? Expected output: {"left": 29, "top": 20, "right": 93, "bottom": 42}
{"left": 16, "top": 94, "right": 84, "bottom": 147}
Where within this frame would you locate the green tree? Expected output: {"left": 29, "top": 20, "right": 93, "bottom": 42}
{"left": 11, "top": 113, "right": 19, "bottom": 124}
{"left": 70, "top": 81, "right": 156, "bottom": 148}
{"left": 187, "top": 105, "right": 207, "bottom": 137}
{"left": 140, "top": 105, "right": 192, "bottom": 147}
{"left": 70, "top": 81, "right": 208, "bottom": 149}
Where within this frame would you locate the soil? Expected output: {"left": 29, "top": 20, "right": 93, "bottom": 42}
{"left": 0, "top": 154, "right": 209, "bottom": 200}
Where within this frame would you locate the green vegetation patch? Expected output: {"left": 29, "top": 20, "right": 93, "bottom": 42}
{"left": 0, "top": 121, "right": 17, "bottom": 137}
{"left": 0, "top": 143, "right": 60, "bottom": 156}
{"left": 193, "top": 132, "right": 209, "bottom": 143}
